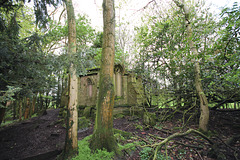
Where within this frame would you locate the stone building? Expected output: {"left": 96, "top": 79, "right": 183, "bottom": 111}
{"left": 78, "top": 64, "right": 145, "bottom": 111}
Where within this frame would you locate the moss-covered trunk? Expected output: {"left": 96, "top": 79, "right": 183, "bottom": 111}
{"left": 62, "top": 0, "right": 78, "bottom": 159}
{"left": 90, "top": 0, "right": 118, "bottom": 154}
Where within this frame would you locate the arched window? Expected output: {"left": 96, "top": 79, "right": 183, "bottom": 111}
{"left": 87, "top": 78, "right": 93, "bottom": 97}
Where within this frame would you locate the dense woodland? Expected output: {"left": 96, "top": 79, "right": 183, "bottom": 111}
{"left": 0, "top": 0, "right": 239, "bottom": 160}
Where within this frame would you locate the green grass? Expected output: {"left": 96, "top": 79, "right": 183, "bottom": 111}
{"left": 72, "top": 136, "right": 114, "bottom": 160}
{"left": 1, "top": 119, "right": 19, "bottom": 127}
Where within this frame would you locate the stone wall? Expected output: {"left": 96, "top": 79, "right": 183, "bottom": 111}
{"left": 78, "top": 73, "right": 99, "bottom": 108}
{"left": 78, "top": 65, "right": 145, "bottom": 110}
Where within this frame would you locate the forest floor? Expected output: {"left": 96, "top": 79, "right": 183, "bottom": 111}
{"left": 0, "top": 109, "right": 239, "bottom": 160}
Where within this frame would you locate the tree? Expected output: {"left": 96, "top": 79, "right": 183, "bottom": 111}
{"left": 62, "top": 0, "right": 78, "bottom": 158}
{"left": 90, "top": 0, "right": 119, "bottom": 154}
{"left": 173, "top": 0, "right": 209, "bottom": 132}
{"left": 132, "top": 0, "right": 217, "bottom": 131}
{"left": 0, "top": 2, "right": 60, "bottom": 120}
{"left": 206, "top": 2, "right": 240, "bottom": 109}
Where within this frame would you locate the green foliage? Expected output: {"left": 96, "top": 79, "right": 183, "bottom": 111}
{"left": 1, "top": 120, "right": 16, "bottom": 126}
{"left": 114, "top": 133, "right": 125, "bottom": 143}
{"left": 0, "top": 86, "right": 21, "bottom": 108}
{"left": 92, "top": 32, "right": 103, "bottom": 48}
{"left": 135, "top": 124, "right": 144, "bottom": 131}
{"left": 216, "top": 2, "right": 240, "bottom": 84}
{"left": 44, "top": 14, "right": 98, "bottom": 75}
{"left": 118, "top": 142, "right": 138, "bottom": 153}
{"left": 154, "top": 122, "right": 163, "bottom": 130}
{"left": 0, "top": 0, "right": 60, "bottom": 28}
{"left": 202, "top": 2, "right": 240, "bottom": 107}
{"left": 139, "top": 147, "right": 152, "bottom": 160}
{"left": 72, "top": 136, "right": 114, "bottom": 160}
{"left": 139, "top": 147, "right": 171, "bottom": 160}
{"left": 92, "top": 45, "right": 127, "bottom": 67}
{"left": 78, "top": 117, "right": 90, "bottom": 130}
{"left": 133, "top": 0, "right": 240, "bottom": 110}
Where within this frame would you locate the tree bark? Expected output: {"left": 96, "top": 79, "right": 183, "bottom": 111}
{"left": 173, "top": 0, "right": 209, "bottom": 132}
{"left": 19, "top": 99, "right": 22, "bottom": 121}
{"left": 32, "top": 95, "right": 37, "bottom": 115}
{"left": 90, "top": 0, "right": 118, "bottom": 154}
{"left": 62, "top": 0, "right": 78, "bottom": 159}
{"left": 0, "top": 108, "right": 6, "bottom": 125}
{"left": 24, "top": 98, "right": 30, "bottom": 119}
{"left": 56, "top": 75, "right": 61, "bottom": 108}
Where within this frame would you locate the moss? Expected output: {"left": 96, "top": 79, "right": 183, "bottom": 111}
{"left": 78, "top": 117, "right": 91, "bottom": 130}
{"left": 115, "top": 96, "right": 123, "bottom": 100}
{"left": 114, "top": 114, "right": 125, "bottom": 119}
{"left": 113, "top": 129, "right": 132, "bottom": 138}
{"left": 90, "top": 130, "right": 121, "bottom": 156}
{"left": 72, "top": 136, "right": 114, "bottom": 160}
{"left": 143, "top": 112, "right": 156, "bottom": 126}
{"left": 83, "top": 106, "right": 92, "bottom": 118}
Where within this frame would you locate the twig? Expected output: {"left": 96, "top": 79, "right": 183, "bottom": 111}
{"left": 216, "top": 136, "right": 239, "bottom": 152}
{"left": 133, "top": 133, "right": 152, "bottom": 145}
{"left": 175, "top": 141, "right": 204, "bottom": 149}
{"left": 194, "top": 149, "right": 204, "bottom": 160}
{"left": 148, "top": 133, "right": 165, "bottom": 140}
{"left": 135, "top": 0, "right": 155, "bottom": 12}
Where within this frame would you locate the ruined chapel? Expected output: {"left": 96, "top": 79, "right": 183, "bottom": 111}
{"left": 78, "top": 64, "right": 145, "bottom": 109}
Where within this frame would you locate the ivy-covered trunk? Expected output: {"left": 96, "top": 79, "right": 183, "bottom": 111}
{"left": 173, "top": 0, "right": 209, "bottom": 132}
{"left": 90, "top": 0, "right": 118, "bottom": 154}
{"left": 62, "top": 0, "right": 78, "bottom": 158}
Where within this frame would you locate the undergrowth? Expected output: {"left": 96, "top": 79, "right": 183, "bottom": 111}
{"left": 72, "top": 136, "right": 114, "bottom": 160}
{"left": 139, "top": 147, "right": 171, "bottom": 160}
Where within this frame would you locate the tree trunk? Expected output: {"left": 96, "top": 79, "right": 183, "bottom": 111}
{"left": 57, "top": 75, "right": 61, "bottom": 108}
{"left": 32, "top": 95, "right": 37, "bottom": 115}
{"left": 24, "top": 98, "right": 30, "bottom": 119}
{"left": 195, "top": 62, "right": 209, "bottom": 132}
{"left": 173, "top": 0, "right": 209, "bottom": 132}
{"left": 45, "top": 92, "right": 49, "bottom": 109}
{"left": 19, "top": 99, "right": 22, "bottom": 121}
{"left": 62, "top": 0, "right": 78, "bottom": 159}
{"left": 90, "top": 0, "right": 118, "bottom": 154}
{"left": 40, "top": 92, "right": 43, "bottom": 111}
{"left": 12, "top": 101, "right": 16, "bottom": 120}
{"left": 0, "top": 108, "right": 6, "bottom": 125}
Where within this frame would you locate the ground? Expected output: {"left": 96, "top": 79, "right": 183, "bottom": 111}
{"left": 0, "top": 109, "right": 65, "bottom": 160}
{"left": 0, "top": 109, "right": 239, "bottom": 160}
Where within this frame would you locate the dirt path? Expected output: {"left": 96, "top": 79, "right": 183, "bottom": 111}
{"left": 0, "top": 109, "right": 66, "bottom": 160}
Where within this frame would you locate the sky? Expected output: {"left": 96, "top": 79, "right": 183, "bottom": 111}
{"left": 71, "top": 0, "right": 239, "bottom": 30}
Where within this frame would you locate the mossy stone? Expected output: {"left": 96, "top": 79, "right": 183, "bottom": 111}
{"left": 83, "top": 106, "right": 92, "bottom": 118}
{"left": 143, "top": 112, "right": 156, "bottom": 126}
